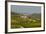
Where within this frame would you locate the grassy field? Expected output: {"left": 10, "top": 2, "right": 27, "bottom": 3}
{"left": 11, "top": 13, "right": 41, "bottom": 28}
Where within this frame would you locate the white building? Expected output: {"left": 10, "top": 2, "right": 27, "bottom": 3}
{"left": 20, "top": 16, "right": 27, "bottom": 18}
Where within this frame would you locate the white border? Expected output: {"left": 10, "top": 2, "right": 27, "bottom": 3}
{"left": 7, "top": 2, "right": 44, "bottom": 32}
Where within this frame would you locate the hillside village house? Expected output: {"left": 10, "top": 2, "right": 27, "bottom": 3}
{"left": 20, "top": 16, "right": 27, "bottom": 18}
{"left": 20, "top": 14, "right": 31, "bottom": 19}
{"left": 20, "top": 14, "right": 29, "bottom": 18}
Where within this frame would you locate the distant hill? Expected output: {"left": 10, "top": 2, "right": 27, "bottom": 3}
{"left": 11, "top": 12, "right": 19, "bottom": 15}
{"left": 30, "top": 13, "right": 41, "bottom": 19}
{"left": 11, "top": 12, "right": 41, "bottom": 19}
{"left": 11, "top": 12, "right": 24, "bottom": 16}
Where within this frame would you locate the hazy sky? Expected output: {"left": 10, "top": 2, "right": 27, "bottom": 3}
{"left": 11, "top": 5, "right": 41, "bottom": 14}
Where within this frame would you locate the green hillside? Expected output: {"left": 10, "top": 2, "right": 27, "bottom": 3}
{"left": 11, "top": 12, "right": 41, "bottom": 28}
